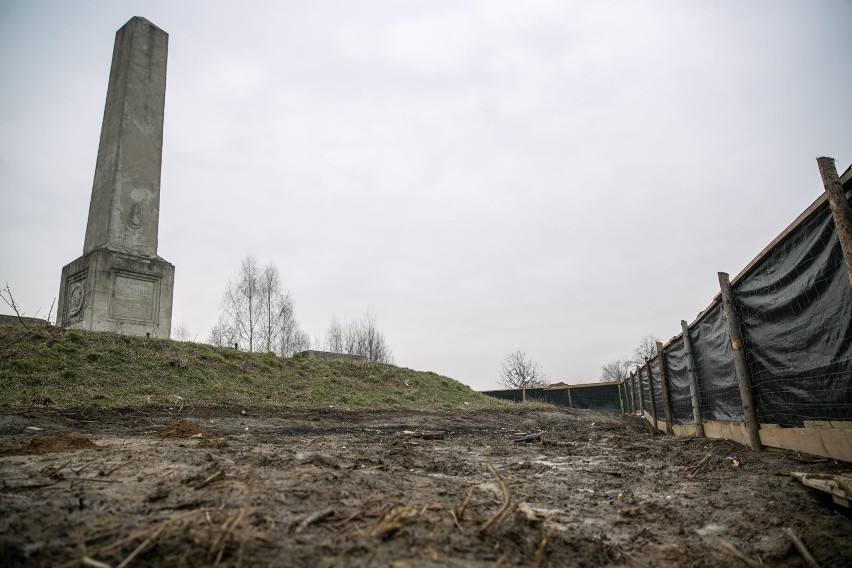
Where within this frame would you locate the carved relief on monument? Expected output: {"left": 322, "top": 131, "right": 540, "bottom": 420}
{"left": 109, "top": 271, "right": 159, "bottom": 323}
{"left": 64, "top": 272, "right": 87, "bottom": 323}
{"left": 128, "top": 202, "right": 143, "bottom": 229}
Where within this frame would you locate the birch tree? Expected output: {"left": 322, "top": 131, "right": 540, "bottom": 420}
{"left": 322, "top": 311, "right": 393, "bottom": 363}
{"left": 222, "top": 256, "right": 262, "bottom": 351}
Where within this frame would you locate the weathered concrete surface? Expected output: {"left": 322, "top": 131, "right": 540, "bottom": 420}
{"left": 0, "top": 315, "right": 49, "bottom": 328}
{"left": 58, "top": 249, "right": 174, "bottom": 338}
{"left": 57, "top": 17, "right": 174, "bottom": 338}
{"left": 84, "top": 17, "right": 168, "bottom": 256}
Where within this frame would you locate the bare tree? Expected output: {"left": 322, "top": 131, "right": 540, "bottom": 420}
{"left": 222, "top": 255, "right": 262, "bottom": 352}
{"left": 172, "top": 320, "right": 193, "bottom": 342}
{"left": 632, "top": 335, "right": 660, "bottom": 366}
{"left": 359, "top": 311, "right": 393, "bottom": 363}
{"left": 499, "top": 349, "right": 548, "bottom": 401}
{"left": 257, "top": 263, "right": 289, "bottom": 353}
{"left": 325, "top": 317, "right": 344, "bottom": 353}
{"left": 322, "top": 311, "right": 394, "bottom": 363}
{"left": 279, "top": 313, "right": 311, "bottom": 357}
{"left": 215, "top": 256, "right": 311, "bottom": 355}
{"left": 601, "top": 358, "right": 632, "bottom": 383}
{"left": 208, "top": 315, "right": 238, "bottom": 348}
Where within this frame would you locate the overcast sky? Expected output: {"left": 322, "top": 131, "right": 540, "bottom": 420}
{"left": 2, "top": 1, "right": 851, "bottom": 391}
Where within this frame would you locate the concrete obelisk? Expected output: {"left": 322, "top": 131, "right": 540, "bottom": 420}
{"left": 57, "top": 17, "right": 174, "bottom": 337}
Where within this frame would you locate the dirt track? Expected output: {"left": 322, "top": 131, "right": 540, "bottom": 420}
{"left": 0, "top": 407, "right": 849, "bottom": 567}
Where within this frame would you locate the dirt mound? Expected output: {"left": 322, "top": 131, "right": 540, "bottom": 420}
{"left": 0, "top": 434, "right": 98, "bottom": 456}
{"left": 155, "top": 421, "right": 214, "bottom": 438}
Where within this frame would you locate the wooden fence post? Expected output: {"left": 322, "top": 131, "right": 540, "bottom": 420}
{"left": 718, "top": 272, "right": 763, "bottom": 451}
{"left": 817, "top": 157, "right": 852, "bottom": 286}
{"left": 681, "top": 320, "right": 705, "bottom": 438}
{"left": 644, "top": 357, "right": 658, "bottom": 431}
{"left": 656, "top": 342, "right": 674, "bottom": 434}
{"left": 636, "top": 370, "right": 645, "bottom": 415}
{"left": 566, "top": 387, "right": 573, "bottom": 408}
{"left": 624, "top": 376, "right": 636, "bottom": 414}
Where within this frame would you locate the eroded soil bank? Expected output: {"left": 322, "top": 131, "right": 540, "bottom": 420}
{"left": 0, "top": 407, "right": 849, "bottom": 567}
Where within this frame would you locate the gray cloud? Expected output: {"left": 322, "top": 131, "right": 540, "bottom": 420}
{"left": 2, "top": 0, "right": 851, "bottom": 389}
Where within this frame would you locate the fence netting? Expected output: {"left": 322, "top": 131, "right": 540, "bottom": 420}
{"left": 481, "top": 384, "right": 623, "bottom": 413}
{"left": 732, "top": 187, "right": 852, "bottom": 426}
{"left": 650, "top": 356, "right": 665, "bottom": 421}
{"left": 663, "top": 339, "right": 694, "bottom": 424}
{"left": 625, "top": 182, "right": 851, "bottom": 430}
{"left": 687, "top": 302, "right": 744, "bottom": 421}
{"left": 638, "top": 365, "right": 651, "bottom": 411}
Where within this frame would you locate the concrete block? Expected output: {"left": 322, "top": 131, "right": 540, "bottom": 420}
{"left": 57, "top": 248, "right": 174, "bottom": 338}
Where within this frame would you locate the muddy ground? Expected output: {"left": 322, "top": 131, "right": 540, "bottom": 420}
{"left": 0, "top": 407, "right": 849, "bottom": 567}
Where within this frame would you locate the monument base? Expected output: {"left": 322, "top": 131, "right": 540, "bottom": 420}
{"left": 57, "top": 248, "right": 174, "bottom": 338}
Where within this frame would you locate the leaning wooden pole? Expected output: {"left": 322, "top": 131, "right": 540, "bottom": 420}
{"left": 655, "top": 341, "right": 674, "bottom": 434}
{"left": 718, "top": 272, "right": 763, "bottom": 450}
{"left": 817, "top": 157, "right": 852, "bottom": 286}
{"left": 681, "top": 320, "right": 705, "bottom": 438}
{"left": 644, "top": 357, "right": 658, "bottom": 431}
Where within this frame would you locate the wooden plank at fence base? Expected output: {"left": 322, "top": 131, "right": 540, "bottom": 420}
{"left": 758, "top": 427, "right": 852, "bottom": 463}
{"left": 672, "top": 424, "right": 697, "bottom": 437}
{"left": 702, "top": 420, "right": 751, "bottom": 447}
{"left": 804, "top": 420, "right": 852, "bottom": 431}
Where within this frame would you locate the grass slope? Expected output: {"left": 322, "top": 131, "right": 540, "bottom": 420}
{"left": 0, "top": 326, "right": 508, "bottom": 411}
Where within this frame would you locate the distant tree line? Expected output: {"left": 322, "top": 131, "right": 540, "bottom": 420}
{"left": 208, "top": 255, "right": 393, "bottom": 363}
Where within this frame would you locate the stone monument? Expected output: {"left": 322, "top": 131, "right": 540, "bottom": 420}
{"left": 57, "top": 17, "right": 174, "bottom": 337}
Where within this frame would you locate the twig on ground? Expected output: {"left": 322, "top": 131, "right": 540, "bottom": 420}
{"left": 81, "top": 557, "right": 112, "bottom": 568}
{"left": 331, "top": 510, "right": 363, "bottom": 530}
{"left": 479, "top": 462, "right": 511, "bottom": 533}
{"left": 102, "top": 459, "right": 136, "bottom": 477}
{"left": 783, "top": 528, "right": 820, "bottom": 568}
{"left": 456, "top": 487, "right": 474, "bottom": 522}
{"left": 294, "top": 507, "right": 335, "bottom": 534}
{"left": 532, "top": 528, "right": 553, "bottom": 567}
{"left": 689, "top": 453, "right": 713, "bottom": 477}
{"left": 715, "top": 537, "right": 761, "bottom": 567}
{"left": 208, "top": 457, "right": 257, "bottom": 567}
{"left": 115, "top": 509, "right": 212, "bottom": 568}
{"left": 61, "top": 509, "right": 212, "bottom": 568}
{"left": 194, "top": 469, "right": 224, "bottom": 489}
{"left": 369, "top": 505, "right": 421, "bottom": 539}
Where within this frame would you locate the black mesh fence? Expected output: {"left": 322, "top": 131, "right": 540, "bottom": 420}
{"left": 650, "top": 356, "right": 665, "bottom": 421}
{"left": 569, "top": 384, "right": 623, "bottom": 413}
{"left": 639, "top": 365, "right": 651, "bottom": 411}
{"left": 481, "top": 383, "right": 623, "bottom": 413}
{"left": 689, "top": 303, "right": 743, "bottom": 421}
{"left": 663, "top": 339, "right": 694, "bottom": 424}
{"left": 618, "top": 178, "right": 851, "bottom": 430}
{"left": 732, "top": 187, "right": 852, "bottom": 426}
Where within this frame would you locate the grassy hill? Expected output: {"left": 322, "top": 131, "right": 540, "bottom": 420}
{"left": 0, "top": 326, "right": 508, "bottom": 411}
